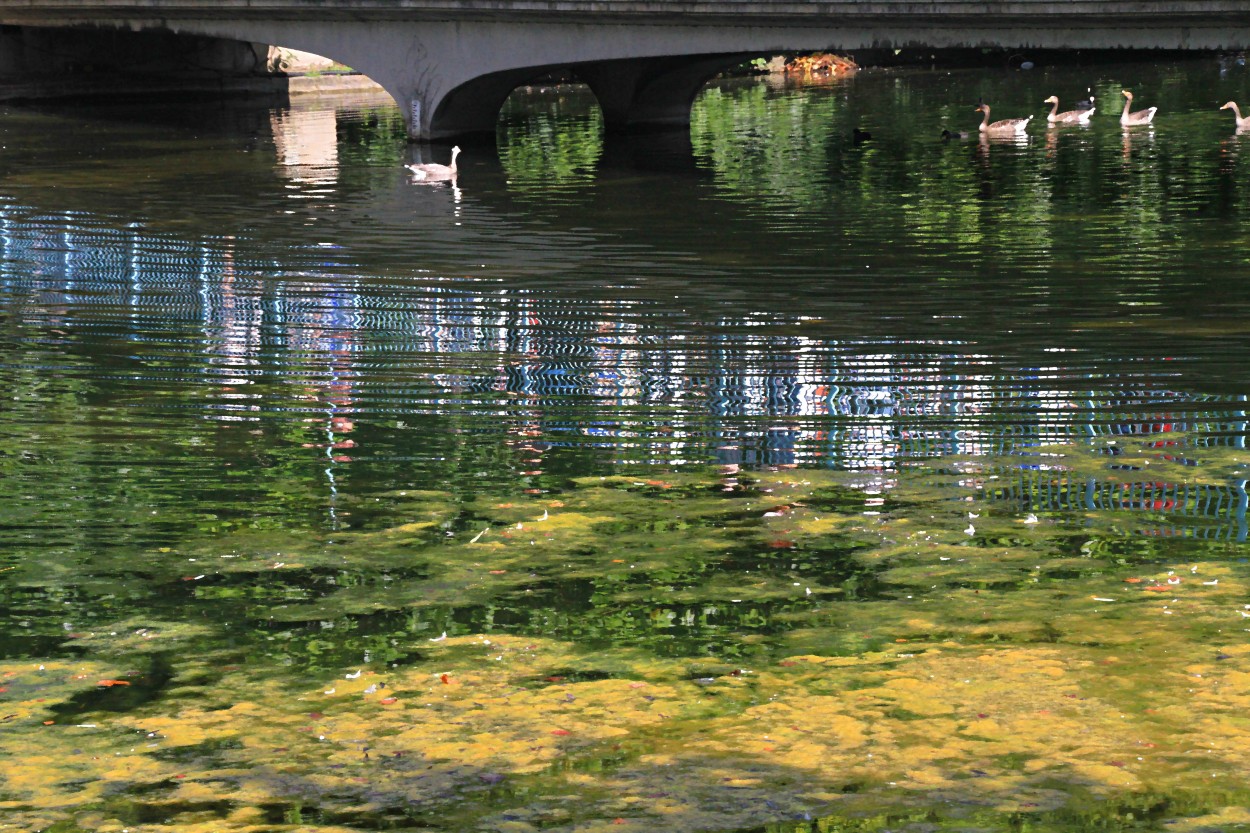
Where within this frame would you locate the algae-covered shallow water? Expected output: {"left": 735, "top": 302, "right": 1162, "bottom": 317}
{"left": 3, "top": 55, "right": 1250, "bottom": 831}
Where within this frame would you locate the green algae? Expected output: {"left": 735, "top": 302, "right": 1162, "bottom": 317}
{"left": 3, "top": 436, "right": 1250, "bottom": 831}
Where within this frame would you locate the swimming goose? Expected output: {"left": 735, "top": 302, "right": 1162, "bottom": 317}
{"left": 405, "top": 146, "right": 461, "bottom": 181}
{"left": 976, "top": 103, "right": 1031, "bottom": 135}
{"left": 1119, "top": 91, "right": 1157, "bottom": 126}
{"left": 1220, "top": 101, "right": 1250, "bottom": 130}
{"left": 1044, "top": 95, "right": 1095, "bottom": 124}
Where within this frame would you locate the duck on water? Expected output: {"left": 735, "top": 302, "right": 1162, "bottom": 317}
{"left": 1120, "top": 91, "right": 1157, "bottom": 126}
{"left": 976, "top": 103, "right": 1031, "bottom": 136}
{"left": 406, "top": 146, "right": 461, "bottom": 181}
{"left": 1044, "top": 95, "right": 1095, "bottom": 125}
{"left": 1220, "top": 101, "right": 1250, "bottom": 130}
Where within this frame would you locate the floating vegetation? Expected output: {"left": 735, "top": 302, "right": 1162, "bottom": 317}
{"left": 3, "top": 436, "right": 1250, "bottom": 831}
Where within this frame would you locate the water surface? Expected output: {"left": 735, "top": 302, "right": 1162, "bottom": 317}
{"left": 3, "top": 56, "right": 1250, "bottom": 832}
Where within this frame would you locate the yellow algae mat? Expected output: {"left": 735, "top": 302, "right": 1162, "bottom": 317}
{"left": 3, "top": 439, "right": 1250, "bottom": 831}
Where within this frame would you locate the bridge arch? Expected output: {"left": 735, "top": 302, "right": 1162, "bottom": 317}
{"left": 433, "top": 54, "right": 752, "bottom": 138}
{"left": 2, "top": 4, "right": 1249, "bottom": 141}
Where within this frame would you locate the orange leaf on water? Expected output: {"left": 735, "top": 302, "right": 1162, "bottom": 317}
{"left": 550, "top": 729, "right": 571, "bottom": 736}
{"left": 97, "top": 680, "right": 131, "bottom": 687}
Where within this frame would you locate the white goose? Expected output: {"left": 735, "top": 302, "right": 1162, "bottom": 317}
{"left": 1044, "top": 95, "right": 1095, "bottom": 125}
{"left": 405, "top": 146, "right": 461, "bottom": 181}
{"left": 1119, "top": 91, "right": 1157, "bottom": 126}
{"left": 1220, "top": 101, "right": 1250, "bottom": 130}
{"left": 976, "top": 103, "right": 1031, "bottom": 136}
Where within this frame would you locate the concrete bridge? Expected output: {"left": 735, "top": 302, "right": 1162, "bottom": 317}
{"left": 1, "top": 1, "right": 1248, "bottom": 139}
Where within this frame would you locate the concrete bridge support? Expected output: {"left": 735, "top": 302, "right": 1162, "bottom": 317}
{"left": 578, "top": 56, "right": 754, "bottom": 132}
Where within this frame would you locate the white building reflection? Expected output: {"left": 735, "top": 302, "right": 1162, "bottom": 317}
{"left": 0, "top": 204, "right": 1246, "bottom": 538}
{"left": 271, "top": 107, "right": 340, "bottom": 184}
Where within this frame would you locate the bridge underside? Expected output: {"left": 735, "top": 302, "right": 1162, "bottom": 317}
{"left": 0, "top": 25, "right": 276, "bottom": 92}
{"left": 1, "top": 8, "right": 1248, "bottom": 140}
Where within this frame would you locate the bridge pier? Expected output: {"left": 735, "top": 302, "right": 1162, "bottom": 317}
{"left": 422, "top": 54, "right": 747, "bottom": 139}
{"left": 577, "top": 55, "right": 747, "bottom": 133}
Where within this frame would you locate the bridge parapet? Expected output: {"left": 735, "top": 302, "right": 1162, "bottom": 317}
{"left": 1, "top": 0, "right": 1248, "bottom": 22}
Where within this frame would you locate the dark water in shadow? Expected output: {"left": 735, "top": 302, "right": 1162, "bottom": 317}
{"left": 3, "top": 55, "right": 1250, "bottom": 832}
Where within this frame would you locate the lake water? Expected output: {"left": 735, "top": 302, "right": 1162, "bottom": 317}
{"left": 4, "top": 55, "right": 1250, "bottom": 832}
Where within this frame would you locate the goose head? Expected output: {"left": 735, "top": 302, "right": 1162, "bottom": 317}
{"left": 1122, "top": 90, "right": 1134, "bottom": 101}
{"left": 1220, "top": 101, "right": 1238, "bottom": 111}
{"left": 1043, "top": 96, "right": 1059, "bottom": 105}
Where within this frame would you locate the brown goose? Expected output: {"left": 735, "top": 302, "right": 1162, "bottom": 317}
{"left": 405, "top": 146, "right": 461, "bottom": 181}
{"left": 1220, "top": 101, "right": 1250, "bottom": 130}
{"left": 976, "top": 103, "right": 1031, "bottom": 136}
{"left": 1044, "top": 95, "right": 1095, "bottom": 125}
{"left": 1119, "top": 91, "right": 1157, "bottom": 126}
